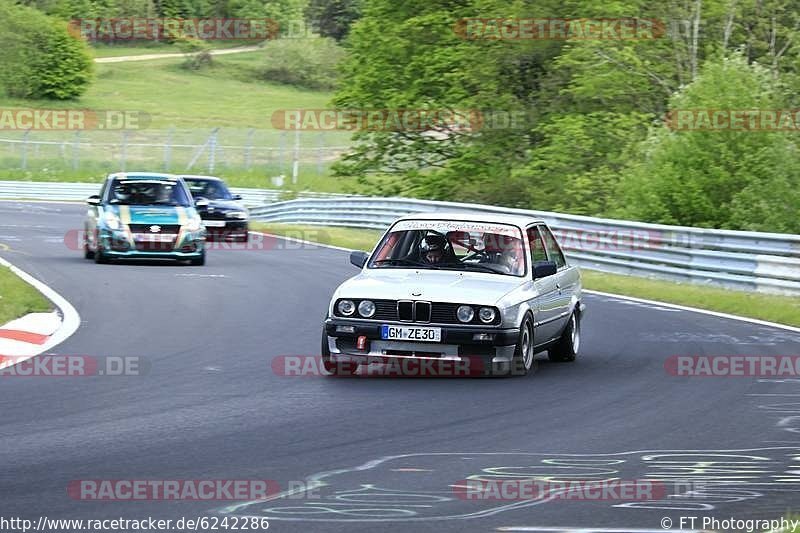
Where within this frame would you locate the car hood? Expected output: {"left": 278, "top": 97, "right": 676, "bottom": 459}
{"left": 334, "top": 268, "right": 523, "bottom": 306}
{"left": 107, "top": 205, "right": 196, "bottom": 225}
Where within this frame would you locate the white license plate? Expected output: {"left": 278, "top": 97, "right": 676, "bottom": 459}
{"left": 203, "top": 220, "right": 226, "bottom": 227}
{"left": 133, "top": 233, "right": 174, "bottom": 242}
{"left": 381, "top": 325, "right": 441, "bottom": 342}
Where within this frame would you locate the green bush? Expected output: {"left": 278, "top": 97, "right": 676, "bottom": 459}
{"left": 255, "top": 37, "right": 345, "bottom": 91}
{"left": 0, "top": 1, "right": 93, "bottom": 100}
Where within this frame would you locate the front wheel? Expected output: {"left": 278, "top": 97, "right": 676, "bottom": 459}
{"left": 509, "top": 315, "right": 536, "bottom": 377}
{"left": 548, "top": 310, "right": 580, "bottom": 362}
{"left": 94, "top": 242, "right": 109, "bottom": 264}
{"left": 83, "top": 231, "right": 95, "bottom": 260}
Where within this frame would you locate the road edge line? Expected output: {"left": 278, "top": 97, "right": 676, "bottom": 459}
{"left": 0, "top": 256, "right": 81, "bottom": 369}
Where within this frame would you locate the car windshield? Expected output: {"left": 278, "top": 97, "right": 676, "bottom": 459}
{"left": 184, "top": 179, "right": 233, "bottom": 200}
{"left": 107, "top": 179, "right": 191, "bottom": 207}
{"left": 369, "top": 220, "right": 526, "bottom": 276}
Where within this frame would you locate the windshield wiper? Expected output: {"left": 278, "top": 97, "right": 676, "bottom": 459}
{"left": 373, "top": 258, "right": 440, "bottom": 269}
{"left": 447, "top": 262, "right": 502, "bottom": 274}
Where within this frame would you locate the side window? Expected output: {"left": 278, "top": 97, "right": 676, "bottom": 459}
{"left": 527, "top": 226, "right": 548, "bottom": 263}
{"left": 540, "top": 225, "right": 567, "bottom": 268}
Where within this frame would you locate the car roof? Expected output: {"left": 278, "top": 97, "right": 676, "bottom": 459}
{"left": 177, "top": 175, "right": 223, "bottom": 181}
{"left": 395, "top": 211, "right": 544, "bottom": 227}
{"left": 107, "top": 172, "right": 180, "bottom": 181}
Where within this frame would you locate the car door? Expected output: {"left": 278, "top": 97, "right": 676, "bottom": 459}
{"left": 527, "top": 225, "right": 561, "bottom": 345}
{"left": 540, "top": 224, "right": 577, "bottom": 336}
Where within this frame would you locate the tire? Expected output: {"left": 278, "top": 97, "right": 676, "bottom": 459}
{"left": 190, "top": 251, "right": 206, "bottom": 266}
{"left": 321, "top": 327, "right": 358, "bottom": 376}
{"left": 236, "top": 233, "right": 249, "bottom": 243}
{"left": 549, "top": 310, "right": 580, "bottom": 363}
{"left": 509, "top": 314, "right": 536, "bottom": 377}
{"left": 94, "top": 242, "right": 109, "bottom": 264}
{"left": 83, "top": 231, "right": 95, "bottom": 260}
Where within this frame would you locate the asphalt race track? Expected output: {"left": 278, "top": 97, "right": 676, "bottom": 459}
{"left": 2, "top": 200, "right": 800, "bottom": 533}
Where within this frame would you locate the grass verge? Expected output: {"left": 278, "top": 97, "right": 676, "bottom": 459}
{"left": 0, "top": 266, "right": 51, "bottom": 325}
{"left": 252, "top": 223, "right": 800, "bottom": 328}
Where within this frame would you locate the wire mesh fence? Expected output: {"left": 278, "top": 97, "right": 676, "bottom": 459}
{"left": 0, "top": 128, "right": 351, "bottom": 180}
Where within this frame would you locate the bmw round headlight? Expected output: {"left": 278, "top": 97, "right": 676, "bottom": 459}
{"left": 358, "top": 300, "right": 376, "bottom": 318}
{"left": 479, "top": 307, "right": 496, "bottom": 324}
{"left": 337, "top": 299, "right": 356, "bottom": 316}
{"left": 457, "top": 305, "right": 474, "bottom": 323}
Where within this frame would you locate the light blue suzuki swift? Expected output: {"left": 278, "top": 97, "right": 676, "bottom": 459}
{"left": 83, "top": 172, "right": 207, "bottom": 265}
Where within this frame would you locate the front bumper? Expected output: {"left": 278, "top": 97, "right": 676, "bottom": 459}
{"left": 202, "top": 220, "right": 248, "bottom": 241}
{"left": 324, "top": 318, "right": 520, "bottom": 369}
{"left": 100, "top": 228, "right": 205, "bottom": 259}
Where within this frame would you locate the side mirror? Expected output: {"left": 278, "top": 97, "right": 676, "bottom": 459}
{"left": 86, "top": 195, "right": 100, "bottom": 206}
{"left": 194, "top": 197, "right": 210, "bottom": 208}
{"left": 533, "top": 260, "right": 557, "bottom": 279}
{"left": 232, "top": 194, "right": 243, "bottom": 201}
{"left": 350, "top": 251, "right": 369, "bottom": 269}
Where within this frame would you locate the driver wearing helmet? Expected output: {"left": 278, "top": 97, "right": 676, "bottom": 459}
{"left": 420, "top": 234, "right": 449, "bottom": 264}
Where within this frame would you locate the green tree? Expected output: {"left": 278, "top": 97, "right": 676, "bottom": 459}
{"left": 0, "top": 1, "right": 94, "bottom": 100}
{"left": 304, "top": 0, "right": 361, "bottom": 41}
{"left": 615, "top": 54, "right": 800, "bottom": 232}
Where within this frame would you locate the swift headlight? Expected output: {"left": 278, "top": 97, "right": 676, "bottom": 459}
{"left": 457, "top": 305, "right": 474, "bottom": 323}
{"left": 103, "top": 211, "right": 123, "bottom": 231}
{"left": 225, "top": 211, "right": 249, "bottom": 220}
{"left": 358, "top": 300, "right": 376, "bottom": 318}
{"left": 337, "top": 299, "right": 356, "bottom": 316}
{"left": 185, "top": 217, "right": 202, "bottom": 232}
{"left": 479, "top": 307, "right": 497, "bottom": 324}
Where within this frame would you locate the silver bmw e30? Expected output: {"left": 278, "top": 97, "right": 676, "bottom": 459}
{"left": 322, "top": 212, "right": 585, "bottom": 377}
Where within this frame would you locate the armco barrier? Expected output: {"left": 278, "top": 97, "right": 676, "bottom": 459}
{"left": 248, "top": 197, "right": 800, "bottom": 296}
{"left": 3, "top": 181, "right": 798, "bottom": 295}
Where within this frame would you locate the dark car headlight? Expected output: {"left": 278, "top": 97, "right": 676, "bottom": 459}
{"left": 337, "top": 299, "right": 356, "bottom": 316}
{"left": 479, "top": 307, "right": 497, "bottom": 323}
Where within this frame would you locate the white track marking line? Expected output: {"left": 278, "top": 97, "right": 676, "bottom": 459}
{"left": 0, "top": 256, "right": 80, "bottom": 370}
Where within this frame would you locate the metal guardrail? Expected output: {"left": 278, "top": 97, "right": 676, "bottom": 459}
{"left": 249, "top": 197, "right": 800, "bottom": 296}
{"left": 0, "top": 180, "right": 352, "bottom": 207}
{"left": 3, "top": 181, "right": 798, "bottom": 294}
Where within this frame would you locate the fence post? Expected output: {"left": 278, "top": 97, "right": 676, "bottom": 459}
{"left": 279, "top": 130, "right": 287, "bottom": 173}
{"left": 292, "top": 128, "right": 300, "bottom": 184}
{"left": 21, "top": 129, "right": 30, "bottom": 170}
{"left": 245, "top": 129, "right": 254, "bottom": 169}
{"left": 121, "top": 131, "right": 129, "bottom": 171}
{"left": 164, "top": 127, "right": 173, "bottom": 170}
{"left": 317, "top": 133, "right": 324, "bottom": 175}
{"left": 72, "top": 131, "right": 81, "bottom": 170}
{"left": 208, "top": 128, "right": 219, "bottom": 174}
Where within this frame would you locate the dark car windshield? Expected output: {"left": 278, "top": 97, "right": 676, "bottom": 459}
{"left": 369, "top": 220, "right": 526, "bottom": 276}
{"left": 184, "top": 179, "right": 233, "bottom": 200}
{"left": 107, "top": 179, "right": 191, "bottom": 207}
